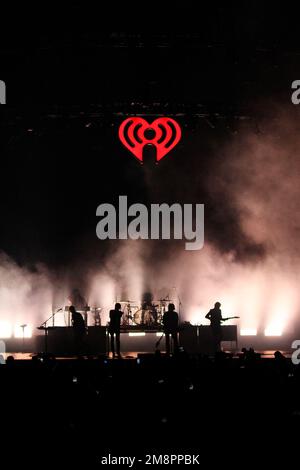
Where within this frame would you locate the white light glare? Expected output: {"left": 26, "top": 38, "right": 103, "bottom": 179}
{"left": 128, "top": 332, "right": 146, "bottom": 337}
{"left": 14, "top": 325, "right": 32, "bottom": 338}
{"left": 264, "top": 327, "right": 283, "bottom": 336}
{"left": 240, "top": 328, "right": 257, "bottom": 336}
{"left": 0, "top": 321, "right": 12, "bottom": 339}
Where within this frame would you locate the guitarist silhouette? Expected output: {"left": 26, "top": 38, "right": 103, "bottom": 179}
{"left": 205, "top": 302, "right": 239, "bottom": 353}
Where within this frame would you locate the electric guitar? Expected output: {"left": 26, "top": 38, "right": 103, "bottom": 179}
{"left": 221, "top": 316, "right": 240, "bottom": 322}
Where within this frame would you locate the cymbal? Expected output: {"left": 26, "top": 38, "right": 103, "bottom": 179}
{"left": 120, "top": 300, "right": 136, "bottom": 303}
{"left": 158, "top": 299, "right": 172, "bottom": 302}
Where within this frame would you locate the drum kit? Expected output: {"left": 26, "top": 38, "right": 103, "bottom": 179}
{"left": 61, "top": 298, "right": 174, "bottom": 327}
{"left": 120, "top": 299, "right": 172, "bottom": 326}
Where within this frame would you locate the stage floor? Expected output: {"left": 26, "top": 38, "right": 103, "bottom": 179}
{"left": 1, "top": 349, "right": 293, "bottom": 361}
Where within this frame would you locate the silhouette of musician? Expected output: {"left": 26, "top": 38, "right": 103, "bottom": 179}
{"left": 109, "top": 303, "right": 123, "bottom": 358}
{"left": 163, "top": 303, "right": 179, "bottom": 355}
{"left": 141, "top": 292, "right": 156, "bottom": 325}
{"left": 205, "top": 302, "right": 224, "bottom": 352}
{"left": 70, "top": 305, "right": 86, "bottom": 354}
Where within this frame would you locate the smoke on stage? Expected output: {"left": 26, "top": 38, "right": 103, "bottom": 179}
{"left": 0, "top": 107, "right": 300, "bottom": 337}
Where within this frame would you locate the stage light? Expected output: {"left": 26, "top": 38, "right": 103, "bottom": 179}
{"left": 156, "top": 332, "right": 163, "bottom": 336}
{"left": 240, "top": 328, "right": 257, "bottom": 336}
{"left": 0, "top": 321, "right": 12, "bottom": 338}
{"left": 128, "top": 332, "right": 146, "bottom": 337}
{"left": 0, "top": 340, "right": 5, "bottom": 362}
{"left": 0, "top": 79, "right": 5, "bottom": 104}
{"left": 14, "top": 325, "right": 32, "bottom": 338}
{"left": 264, "top": 327, "right": 283, "bottom": 336}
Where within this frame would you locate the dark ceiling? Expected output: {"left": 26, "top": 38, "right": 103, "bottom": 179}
{"left": 0, "top": 1, "right": 299, "bottom": 110}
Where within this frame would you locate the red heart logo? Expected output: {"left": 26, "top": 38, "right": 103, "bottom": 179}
{"left": 118, "top": 117, "right": 181, "bottom": 163}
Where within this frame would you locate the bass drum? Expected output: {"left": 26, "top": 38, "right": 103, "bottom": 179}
{"left": 133, "top": 308, "right": 156, "bottom": 325}
{"left": 143, "top": 309, "right": 155, "bottom": 325}
{"left": 133, "top": 308, "right": 142, "bottom": 325}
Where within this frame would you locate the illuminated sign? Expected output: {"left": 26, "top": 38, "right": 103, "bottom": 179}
{"left": 118, "top": 117, "right": 181, "bottom": 163}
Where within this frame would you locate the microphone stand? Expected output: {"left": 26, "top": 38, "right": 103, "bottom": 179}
{"left": 173, "top": 287, "right": 183, "bottom": 323}
{"left": 20, "top": 324, "right": 27, "bottom": 354}
{"left": 155, "top": 332, "right": 164, "bottom": 350}
{"left": 173, "top": 287, "right": 183, "bottom": 353}
{"left": 39, "top": 308, "right": 62, "bottom": 329}
{"left": 38, "top": 308, "right": 62, "bottom": 354}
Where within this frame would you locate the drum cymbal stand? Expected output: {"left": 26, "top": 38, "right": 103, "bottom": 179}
{"left": 127, "top": 303, "right": 132, "bottom": 325}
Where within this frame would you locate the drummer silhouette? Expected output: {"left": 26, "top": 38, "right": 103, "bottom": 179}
{"left": 141, "top": 291, "right": 156, "bottom": 325}
{"left": 68, "top": 288, "right": 87, "bottom": 309}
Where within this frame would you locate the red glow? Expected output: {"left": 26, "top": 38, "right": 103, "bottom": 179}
{"left": 118, "top": 117, "right": 181, "bottom": 162}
